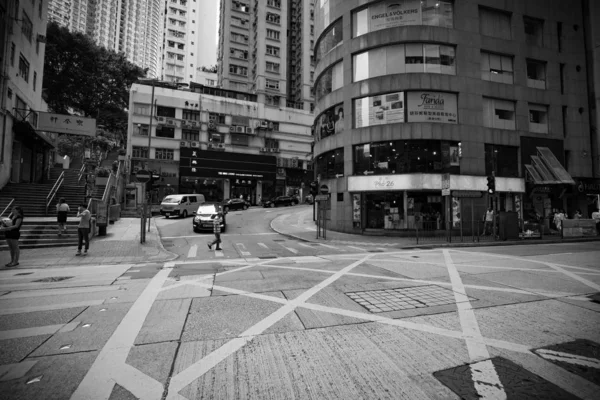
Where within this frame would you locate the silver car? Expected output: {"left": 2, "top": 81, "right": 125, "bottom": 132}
{"left": 192, "top": 203, "right": 227, "bottom": 233}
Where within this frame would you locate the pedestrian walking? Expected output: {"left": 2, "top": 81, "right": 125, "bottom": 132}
{"left": 592, "top": 208, "right": 600, "bottom": 235}
{"left": 56, "top": 198, "right": 70, "bottom": 236}
{"left": 207, "top": 211, "right": 223, "bottom": 251}
{"left": 554, "top": 209, "right": 566, "bottom": 232}
{"left": 0, "top": 206, "right": 24, "bottom": 267}
{"left": 481, "top": 207, "right": 494, "bottom": 236}
{"left": 76, "top": 203, "right": 91, "bottom": 256}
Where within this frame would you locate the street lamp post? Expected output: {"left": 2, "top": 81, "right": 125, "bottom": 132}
{"left": 146, "top": 82, "right": 156, "bottom": 234}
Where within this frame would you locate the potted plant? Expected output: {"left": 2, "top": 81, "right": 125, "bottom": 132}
{"left": 95, "top": 167, "right": 111, "bottom": 185}
{"left": 117, "top": 148, "right": 127, "bottom": 161}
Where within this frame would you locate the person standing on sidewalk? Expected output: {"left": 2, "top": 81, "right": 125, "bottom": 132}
{"left": 56, "top": 198, "right": 70, "bottom": 236}
{"left": 76, "top": 203, "right": 91, "bottom": 256}
{"left": 0, "top": 206, "right": 24, "bottom": 267}
{"left": 481, "top": 207, "right": 494, "bottom": 236}
{"left": 592, "top": 207, "right": 600, "bottom": 235}
{"left": 207, "top": 212, "right": 223, "bottom": 251}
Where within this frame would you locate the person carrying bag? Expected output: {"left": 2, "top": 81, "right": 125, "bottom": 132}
{"left": 1, "top": 206, "right": 24, "bottom": 267}
{"left": 56, "top": 198, "right": 70, "bottom": 236}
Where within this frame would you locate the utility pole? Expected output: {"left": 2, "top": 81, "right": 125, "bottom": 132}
{"left": 147, "top": 82, "right": 155, "bottom": 233}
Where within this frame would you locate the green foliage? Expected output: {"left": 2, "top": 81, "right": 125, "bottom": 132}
{"left": 43, "top": 22, "right": 146, "bottom": 138}
{"left": 95, "top": 167, "right": 111, "bottom": 177}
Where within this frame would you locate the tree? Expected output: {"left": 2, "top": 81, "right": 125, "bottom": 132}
{"left": 43, "top": 22, "right": 146, "bottom": 141}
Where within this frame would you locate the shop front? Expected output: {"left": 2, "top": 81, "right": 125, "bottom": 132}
{"left": 569, "top": 178, "right": 600, "bottom": 218}
{"left": 179, "top": 148, "right": 276, "bottom": 205}
{"left": 12, "top": 120, "right": 55, "bottom": 183}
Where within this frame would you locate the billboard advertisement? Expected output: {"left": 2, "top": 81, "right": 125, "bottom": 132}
{"left": 406, "top": 91, "right": 457, "bottom": 124}
{"left": 355, "top": 92, "right": 404, "bottom": 128}
{"left": 369, "top": 0, "right": 422, "bottom": 31}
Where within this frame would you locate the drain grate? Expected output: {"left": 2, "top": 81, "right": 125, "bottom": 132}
{"left": 33, "top": 276, "right": 73, "bottom": 283}
{"left": 346, "top": 285, "right": 476, "bottom": 313}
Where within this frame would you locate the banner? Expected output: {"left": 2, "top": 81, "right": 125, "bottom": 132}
{"left": 355, "top": 91, "right": 404, "bottom": 128}
{"left": 369, "top": 0, "right": 422, "bottom": 31}
{"left": 406, "top": 91, "right": 457, "bottom": 124}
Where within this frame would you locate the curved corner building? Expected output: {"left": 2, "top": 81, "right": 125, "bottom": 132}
{"left": 312, "top": 0, "right": 597, "bottom": 235}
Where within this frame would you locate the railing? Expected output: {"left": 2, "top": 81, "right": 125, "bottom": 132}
{"left": 0, "top": 199, "right": 15, "bottom": 218}
{"left": 46, "top": 171, "right": 65, "bottom": 214}
{"left": 77, "top": 163, "right": 86, "bottom": 184}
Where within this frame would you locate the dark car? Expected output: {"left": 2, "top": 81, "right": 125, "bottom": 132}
{"left": 223, "top": 198, "right": 250, "bottom": 212}
{"left": 262, "top": 196, "right": 298, "bottom": 208}
{"left": 192, "top": 203, "right": 227, "bottom": 233}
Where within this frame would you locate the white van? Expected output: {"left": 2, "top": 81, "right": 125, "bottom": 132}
{"left": 160, "top": 194, "right": 205, "bottom": 218}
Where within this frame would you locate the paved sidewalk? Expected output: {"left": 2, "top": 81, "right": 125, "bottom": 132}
{"left": 0, "top": 217, "right": 178, "bottom": 268}
{"left": 271, "top": 206, "right": 600, "bottom": 248}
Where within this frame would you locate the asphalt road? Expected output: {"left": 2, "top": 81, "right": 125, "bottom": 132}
{"left": 0, "top": 210, "right": 599, "bottom": 400}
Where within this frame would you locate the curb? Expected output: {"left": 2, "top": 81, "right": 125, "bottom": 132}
{"left": 148, "top": 217, "right": 180, "bottom": 262}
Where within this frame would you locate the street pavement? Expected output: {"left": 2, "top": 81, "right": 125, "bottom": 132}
{"left": 0, "top": 206, "right": 599, "bottom": 399}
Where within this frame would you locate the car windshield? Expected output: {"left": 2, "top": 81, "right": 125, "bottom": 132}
{"left": 196, "top": 204, "right": 219, "bottom": 214}
{"left": 162, "top": 197, "right": 180, "bottom": 203}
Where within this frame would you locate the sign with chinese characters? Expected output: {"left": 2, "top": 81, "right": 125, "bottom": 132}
{"left": 406, "top": 91, "right": 457, "bottom": 124}
{"left": 442, "top": 173, "right": 450, "bottom": 196}
{"left": 37, "top": 112, "right": 97, "bottom": 136}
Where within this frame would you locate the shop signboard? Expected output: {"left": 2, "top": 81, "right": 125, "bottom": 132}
{"left": 352, "top": 194, "right": 361, "bottom": 228}
{"left": 574, "top": 178, "right": 600, "bottom": 195}
{"left": 406, "top": 91, "right": 457, "bottom": 124}
{"left": 451, "top": 190, "right": 482, "bottom": 198}
{"left": 369, "top": 0, "right": 422, "bottom": 31}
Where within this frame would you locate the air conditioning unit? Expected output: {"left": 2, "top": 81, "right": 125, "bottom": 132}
{"left": 217, "top": 144, "right": 225, "bottom": 149}
{"left": 208, "top": 121, "right": 216, "bottom": 130}
{"left": 229, "top": 126, "right": 236, "bottom": 132}
{"left": 236, "top": 126, "right": 244, "bottom": 133}
{"left": 245, "top": 127, "right": 253, "bottom": 134}
{"left": 209, "top": 115, "right": 216, "bottom": 122}
{"left": 157, "top": 116, "right": 166, "bottom": 123}
{"left": 166, "top": 119, "right": 175, "bottom": 125}
{"left": 268, "top": 122, "right": 274, "bottom": 130}
{"left": 260, "top": 147, "right": 267, "bottom": 152}
{"left": 207, "top": 143, "right": 214, "bottom": 149}
{"left": 180, "top": 141, "right": 189, "bottom": 147}
{"left": 190, "top": 141, "right": 199, "bottom": 147}
{"left": 270, "top": 148, "right": 277, "bottom": 153}
{"left": 260, "top": 120, "right": 268, "bottom": 128}
{"left": 189, "top": 120, "right": 198, "bottom": 127}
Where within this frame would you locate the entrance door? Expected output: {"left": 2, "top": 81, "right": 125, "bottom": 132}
{"left": 10, "top": 141, "right": 21, "bottom": 182}
{"left": 20, "top": 146, "right": 32, "bottom": 183}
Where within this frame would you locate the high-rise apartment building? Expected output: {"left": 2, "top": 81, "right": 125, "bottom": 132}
{"left": 47, "top": 0, "right": 88, "bottom": 33}
{"left": 217, "top": 0, "right": 314, "bottom": 111}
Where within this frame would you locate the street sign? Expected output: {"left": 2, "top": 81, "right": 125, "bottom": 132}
{"left": 320, "top": 184, "right": 329, "bottom": 194}
{"left": 136, "top": 169, "right": 151, "bottom": 183}
{"left": 315, "top": 194, "right": 330, "bottom": 201}
{"left": 442, "top": 189, "right": 451, "bottom": 196}
{"left": 442, "top": 173, "right": 450, "bottom": 196}
{"left": 452, "top": 190, "right": 483, "bottom": 198}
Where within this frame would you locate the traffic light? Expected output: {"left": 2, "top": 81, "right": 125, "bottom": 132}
{"left": 486, "top": 175, "right": 496, "bottom": 194}
{"left": 310, "top": 181, "right": 319, "bottom": 197}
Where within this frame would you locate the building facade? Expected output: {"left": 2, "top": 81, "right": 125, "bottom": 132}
{"left": 313, "top": 0, "right": 598, "bottom": 235}
{"left": 0, "top": 0, "right": 53, "bottom": 187}
{"left": 287, "top": 0, "right": 316, "bottom": 111}
{"left": 47, "top": 0, "right": 88, "bottom": 33}
{"left": 126, "top": 82, "right": 313, "bottom": 206}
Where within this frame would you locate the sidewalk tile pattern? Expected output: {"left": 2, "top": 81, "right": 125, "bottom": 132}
{"left": 346, "top": 285, "right": 475, "bottom": 313}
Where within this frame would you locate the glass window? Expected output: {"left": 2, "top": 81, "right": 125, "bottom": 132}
{"left": 266, "top": 61, "right": 280, "bottom": 73}
{"left": 528, "top": 103, "right": 548, "bottom": 134}
{"left": 231, "top": 133, "right": 249, "bottom": 146}
{"left": 315, "top": 61, "right": 343, "bottom": 101}
{"left": 18, "top": 54, "right": 30, "bottom": 82}
{"left": 485, "top": 144, "right": 519, "bottom": 177}
{"left": 314, "top": 104, "right": 344, "bottom": 140}
{"left": 229, "top": 64, "right": 248, "bottom": 76}
{"left": 156, "top": 106, "right": 175, "bottom": 118}
{"left": 266, "top": 29, "right": 280, "bottom": 40}
{"left": 21, "top": 11, "right": 33, "bottom": 42}
{"left": 266, "top": 79, "right": 279, "bottom": 90}
{"left": 479, "top": 7, "right": 511, "bottom": 40}
{"left": 155, "top": 148, "right": 174, "bottom": 160}
{"left": 132, "top": 146, "right": 148, "bottom": 158}
{"left": 352, "top": 0, "right": 453, "bottom": 37}
{"left": 134, "top": 124, "right": 149, "bottom": 136}
{"left": 481, "top": 52, "right": 513, "bottom": 84}
{"left": 526, "top": 59, "right": 546, "bottom": 89}
{"left": 316, "top": 148, "right": 344, "bottom": 179}
{"left": 266, "top": 45, "right": 280, "bottom": 56}
{"left": 182, "top": 129, "right": 199, "bottom": 141}
{"left": 134, "top": 103, "right": 151, "bottom": 115}
{"left": 482, "top": 97, "right": 516, "bottom": 130}
{"left": 156, "top": 126, "right": 175, "bottom": 138}
{"left": 315, "top": 18, "right": 342, "bottom": 64}
{"left": 353, "top": 140, "right": 460, "bottom": 176}
{"left": 524, "top": 16, "right": 544, "bottom": 47}
{"left": 182, "top": 110, "right": 200, "bottom": 120}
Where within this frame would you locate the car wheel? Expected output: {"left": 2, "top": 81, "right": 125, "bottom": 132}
{"left": 243, "top": 204, "right": 248, "bottom": 210}
{"left": 182, "top": 210, "right": 188, "bottom": 218}
{"left": 271, "top": 203, "right": 276, "bottom": 208}
{"left": 165, "top": 215, "right": 169, "bottom": 219}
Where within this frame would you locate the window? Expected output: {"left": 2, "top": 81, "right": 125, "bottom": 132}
{"left": 155, "top": 148, "right": 174, "bottom": 160}
{"left": 266, "top": 79, "right": 279, "bottom": 90}
{"left": 482, "top": 98, "right": 516, "bottom": 130}
{"left": 484, "top": 144, "right": 519, "bottom": 177}
{"left": 267, "top": 0, "right": 280, "bottom": 8}
{"left": 266, "top": 12, "right": 280, "bottom": 24}
{"left": 266, "top": 45, "right": 280, "bottom": 57}
{"left": 134, "top": 124, "right": 149, "bottom": 136}
{"left": 337, "top": 193, "right": 344, "bottom": 202}
{"left": 562, "top": 106, "right": 568, "bottom": 138}
{"left": 479, "top": 7, "right": 511, "bottom": 40}
{"left": 230, "top": 48, "right": 248, "bottom": 59}
{"left": 524, "top": 16, "right": 543, "bottom": 47}
{"left": 21, "top": 11, "right": 33, "bottom": 42}
{"left": 134, "top": 103, "right": 151, "bottom": 115}
{"left": 208, "top": 132, "right": 221, "bottom": 143}
{"left": 315, "top": 62, "right": 343, "bottom": 101}
{"left": 230, "top": 133, "right": 249, "bottom": 146}
{"left": 232, "top": 1, "right": 249, "bottom": 13}
{"left": 353, "top": 0, "right": 453, "bottom": 37}
{"left": 132, "top": 146, "right": 148, "bottom": 158}
{"left": 481, "top": 52, "right": 513, "bottom": 84}
{"left": 39, "top": 0, "right": 42, "bottom": 18}
{"left": 266, "top": 29, "right": 280, "bottom": 40}
{"left": 232, "top": 16, "right": 249, "bottom": 28}
{"left": 231, "top": 32, "right": 249, "bottom": 43}
{"left": 265, "top": 138, "right": 279, "bottom": 148}
{"left": 560, "top": 63, "right": 565, "bottom": 94}
{"left": 10, "top": 43, "right": 15, "bottom": 66}
{"left": 526, "top": 59, "right": 546, "bottom": 89}
{"left": 557, "top": 22, "right": 563, "bottom": 52}
{"left": 315, "top": 18, "right": 343, "bottom": 64}
{"left": 229, "top": 64, "right": 248, "bottom": 76}
{"left": 182, "top": 129, "right": 199, "bottom": 141}
{"left": 182, "top": 110, "right": 200, "bottom": 120}
{"left": 528, "top": 103, "right": 548, "bottom": 133}
{"left": 156, "top": 106, "right": 175, "bottom": 118}
{"left": 209, "top": 113, "right": 226, "bottom": 124}
{"left": 156, "top": 126, "right": 175, "bottom": 138}
{"left": 18, "top": 54, "right": 29, "bottom": 82}
{"left": 33, "top": 71, "right": 36, "bottom": 91}
{"left": 316, "top": 148, "right": 344, "bottom": 179}
{"left": 266, "top": 61, "right": 280, "bottom": 73}
{"left": 265, "top": 95, "right": 280, "bottom": 106}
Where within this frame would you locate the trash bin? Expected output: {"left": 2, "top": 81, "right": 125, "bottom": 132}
{"left": 499, "top": 211, "right": 519, "bottom": 240}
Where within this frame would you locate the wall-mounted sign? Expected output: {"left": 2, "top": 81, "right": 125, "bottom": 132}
{"left": 406, "top": 91, "right": 457, "bottom": 124}
{"left": 37, "top": 112, "right": 97, "bottom": 136}
{"left": 369, "top": 0, "right": 422, "bottom": 31}
{"left": 355, "top": 91, "right": 404, "bottom": 128}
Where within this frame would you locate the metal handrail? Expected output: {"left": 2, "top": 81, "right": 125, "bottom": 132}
{"left": 46, "top": 171, "right": 65, "bottom": 214}
{"left": 0, "top": 199, "right": 15, "bottom": 218}
{"left": 77, "top": 163, "right": 86, "bottom": 184}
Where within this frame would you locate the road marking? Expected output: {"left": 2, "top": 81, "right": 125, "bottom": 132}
{"left": 0, "top": 321, "right": 79, "bottom": 340}
{"left": 161, "top": 233, "right": 278, "bottom": 239}
{"left": 0, "top": 286, "right": 121, "bottom": 299}
{"left": 0, "top": 361, "right": 38, "bottom": 382}
{"left": 235, "top": 243, "right": 251, "bottom": 256}
{"left": 70, "top": 263, "right": 174, "bottom": 400}
{"left": 296, "top": 242, "right": 314, "bottom": 248}
{"left": 443, "top": 250, "right": 506, "bottom": 399}
{"left": 347, "top": 246, "right": 367, "bottom": 252}
{"left": 257, "top": 243, "right": 269, "bottom": 249}
{"left": 545, "top": 262, "right": 600, "bottom": 291}
{"left": 304, "top": 227, "right": 316, "bottom": 231}
{"left": 215, "top": 250, "right": 224, "bottom": 258}
{"left": 187, "top": 244, "right": 197, "bottom": 258}
{"left": 280, "top": 245, "right": 298, "bottom": 254}
{"left": 0, "top": 300, "right": 105, "bottom": 316}
{"left": 535, "top": 349, "right": 600, "bottom": 368}
{"left": 318, "top": 243, "right": 338, "bottom": 250}
{"left": 166, "top": 255, "right": 373, "bottom": 400}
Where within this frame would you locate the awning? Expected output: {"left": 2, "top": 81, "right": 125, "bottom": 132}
{"left": 13, "top": 120, "right": 55, "bottom": 149}
{"left": 524, "top": 147, "right": 574, "bottom": 185}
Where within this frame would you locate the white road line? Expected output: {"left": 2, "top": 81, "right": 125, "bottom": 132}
{"left": 0, "top": 361, "right": 38, "bottom": 382}
{"left": 0, "top": 286, "right": 122, "bottom": 299}
{"left": 257, "top": 243, "right": 269, "bottom": 249}
{"left": 347, "top": 246, "right": 367, "bottom": 252}
{"left": 281, "top": 246, "right": 298, "bottom": 254}
{"left": 166, "top": 255, "right": 372, "bottom": 400}
{"left": 187, "top": 244, "right": 197, "bottom": 258}
{"left": 0, "top": 300, "right": 105, "bottom": 316}
{"left": 535, "top": 349, "right": 600, "bottom": 368}
{"left": 443, "top": 250, "right": 506, "bottom": 399}
{"left": 70, "top": 264, "right": 174, "bottom": 400}
{"left": 215, "top": 250, "right": 224, "bottom": 258}
{"left": 235, "top": 243, "right": 251, "bottom": 256}
{"left": 318, "top": 243, "right": 338, "bottom": 249}
{"left": 304, "top": 227, "right": 316, "bottom": 231}
{"left": 296, "top": 242, "right": 314, "bottom": 248}
{"left": 161, "top": 233, "right": 278, "bottom": 239}
{"left": 0, "top": 321, "right": 79, "bottom": 340}
{"left": 545, "top": 262, "right": 600, "bottom": 291}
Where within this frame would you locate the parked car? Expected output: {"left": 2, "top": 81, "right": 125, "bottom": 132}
{"left": 262, "top": 196, "right": 298, "bottom": 208}
{"left": 160, "top": 194, "right": 205, "bottom": 218}
{"left": 223, "top": 198, "right": 250, "bottom": 212}
{"left": 192, "top": 203, "right": 227, "bottom": 233}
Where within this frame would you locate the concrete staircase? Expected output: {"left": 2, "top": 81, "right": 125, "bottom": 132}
{"left": 0, "top": 220, "right": 81, "bottom": 250}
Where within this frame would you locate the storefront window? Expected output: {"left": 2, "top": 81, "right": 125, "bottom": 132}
{"left": 315, "top": 18, "right": 342, "bottom": 64}
{"left": 353, "top": 0, "right": 454, "bottom": 37}
{"left": 314, "top": 103, "right": 344, "bottom": 140}
{"left": 315, "top": 61, "right": 343, "bottom": 101}
{"left": 353, "top": 43, "right": 455, "bottom": 81}
{"left": 485, "top": 144, "right": 519, "bottom": 177}
{"left": 353, "top": 140, "right": 460, "bottom": 175}
{"left": 316, "top": 148, "right": 344, "bottom": 179}
{"left": 365, "top": 192, "right": 404, "bottom": 229}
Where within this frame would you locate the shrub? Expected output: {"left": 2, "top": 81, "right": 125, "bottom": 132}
{"left": 96, "top": 167, "right": 111, "bottom": 177}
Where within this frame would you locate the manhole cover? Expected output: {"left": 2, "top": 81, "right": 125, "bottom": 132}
{"left": 346, "top": 285, "right": 476, "bottom": 313}
{"left": 33, "top": 276, "right": 73, "bottom": 283}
